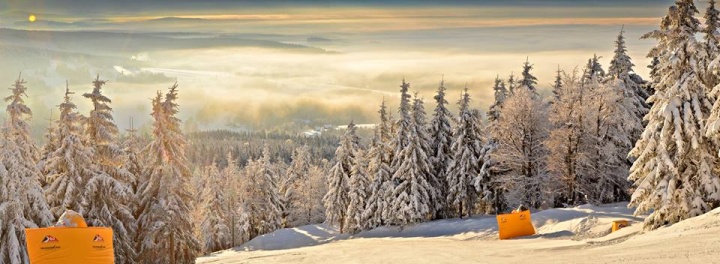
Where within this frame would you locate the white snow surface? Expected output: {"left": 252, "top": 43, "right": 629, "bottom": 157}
{"left": 197, "top": 203, "right": 720, "bottom": 263}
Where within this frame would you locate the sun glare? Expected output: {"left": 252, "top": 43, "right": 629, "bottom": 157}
{"left": 28, "top": 15, "right": 36, "bottom": 22}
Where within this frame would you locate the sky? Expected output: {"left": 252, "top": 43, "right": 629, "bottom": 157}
{"left": 0, "top": 0, "right": 684, "bottom": 133}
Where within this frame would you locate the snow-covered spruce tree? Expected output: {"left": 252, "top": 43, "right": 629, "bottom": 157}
{"left": 494, "top": 87, "right": 550, "bottom": 209}
{"left": 551, "top": 67, "right": 563, "bottom": 101}
{"left": 633, "top": 0, "right": 718, "bottom": 230}
{"left": 281, "top": 146, "right": 311, "bottom": 227}
{"left": 200, "top": 163, "right": 231, "bottom": 254}
{"left": 518, "top": 58, "right": 539, "bottom": 96}
{"left": 82, "top": 75, "right": 137, "bottom": 263}
{"left": 135, "top": 84, "right": 200, "bottom": 263}
{"left": 429, "top": 80, "right": 454, "bottom": 218}
{"left": 388, "top": 95, "right": 436, "bottom": 226}
{"left": 44, "top": 84, "right": 97, "bottom": 217}
{"left": 480, "top": 76, "right": 511, "bottom": 213}
{"left": 383, "top": 80, "right": 414, "bottom": 222}
{"left": 488, "top": 76, "right": 507, "bottom": 122}
{"left": 583, "top": 54, "right": 606, "bottom": 84}
{"left": 0, "top": 75, "right": 54, "bottom": 264}
{"left": 345, "top": 148, "right": 369, "bottom": 234}
{"left": 607, "top": 27, "right": 650, "bottom": 143}
{"left": 507, "top": 73, "right": 517, "bottom": 94}
{"left": 447, "top": 88, "right": 483, "bottom": 218}
{"left": 363, "top": 100, "right": 394, "bottom": 228}
{"left": 323, "top": 121, "right": 360, "bottom": 233}
{"left": 257, "top": 144, "right": 283, "bottom": 234}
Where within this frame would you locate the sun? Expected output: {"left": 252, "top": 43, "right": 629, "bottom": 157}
{"left": 28, "top": 15, "right": 36, "bottom": 22}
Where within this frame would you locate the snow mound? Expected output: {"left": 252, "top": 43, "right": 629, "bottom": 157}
{"left": 198, "top": 204, "right": 720, "bottom": 264}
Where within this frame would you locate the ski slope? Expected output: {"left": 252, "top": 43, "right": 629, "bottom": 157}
{"left": 197, "top": 203, "right": 720, "bottom": 263}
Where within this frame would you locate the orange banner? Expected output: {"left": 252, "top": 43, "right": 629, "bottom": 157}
{"left": 25, "top": 227, "right": 114, "bottom": 264}
{"left": 496, "top": 211, "right": 536, "bottom": 240}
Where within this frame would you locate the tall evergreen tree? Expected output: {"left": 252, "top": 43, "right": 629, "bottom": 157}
{"left": 488, "top": 76, "right": 507, "bottom": 123}
{"left": 0, "top": 75, "right": 54, "bottom": 264}
{"left": 552, "top": 66, "right": 563, "bottom": 100}
{"left": 363, "top": 101, "right": 394, "bottom": 228}
{"left": 389, "top": 95, "right": 435, "bottom": 225}
{"left": 507, "top": 73, "right": 517, "bottom": 94}
{"left": 345, "top": 148, "right": 369, "bottom": 233}
{"left": 44, "top": 83, "right": 97, "bottom": 217}
{"left": 480, "top": 75, "right": 512, "bottom": 213}
{"left": 519, "top": 58, "right": 538, "bottom": 95}
{"left": 282, "top": 146, "right": 311, "bottom": 227}
{"left": 634, "top": 1, "right": 718, "bottom": 229}
{"left": 136, "top": 84, "right": 200, "bottom": 263}
{"left": 82, "top": 75, "right": 137, "bottom": 263}
{"left": 447, "top": 88, "right": 483, "bottom": 218}
{"left": 429, "top": 80, "right": 454, "bottom": 218}
{"left": 200, "top": 163, "right": 231, "bottom": 254}
{"left": 323, "top": 121, "right": 360, "bottom": 233}
{"left": 584, "top": 54, "right": 606, "bottom": 83}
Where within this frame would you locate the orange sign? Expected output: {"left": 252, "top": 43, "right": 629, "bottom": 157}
{"left": 25, "top": 227, "right": 114, "bottom": 264}
{"left": 496, "top": 210, "right": 536, "bottom": 240}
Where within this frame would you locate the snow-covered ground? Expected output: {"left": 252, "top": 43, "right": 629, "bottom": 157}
{"left": 197, "top": 203, "right": 720, "bottom": 263}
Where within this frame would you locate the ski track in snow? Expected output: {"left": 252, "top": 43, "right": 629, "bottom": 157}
{"left": 197, "top": 203, "right": 720, "bottom": 264}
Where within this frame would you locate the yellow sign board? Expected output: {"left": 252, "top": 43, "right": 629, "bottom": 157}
{"left": 496, "top": 211, "right": 536, "bottom": 240}
{"left": 25, "top": 227, "right": 114, "bottom": 264}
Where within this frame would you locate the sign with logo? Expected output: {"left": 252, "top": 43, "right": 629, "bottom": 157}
{"left": 25, "top": 227, "right": 114, "bottom": 263}
{"left": 496, "top": 211, "right": 536, "bottom": 240}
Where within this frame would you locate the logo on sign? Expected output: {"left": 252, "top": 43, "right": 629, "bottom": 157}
{"left": 93, "top": 234, "right": 104, "bottom": 242}
{"left": 41, "top": 235, "right": 58, "bottom": 243}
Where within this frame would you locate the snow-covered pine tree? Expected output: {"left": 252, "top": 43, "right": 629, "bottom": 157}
{"left": 135, "top": 84, "right": 200, "bottom": 263}
{"left": 0, "top": 75, "right": 54, "bottom": 264}
{"left": 389, "top": 95, "right": 435, "bottom": 226}
{"left": 518, "top": 58, "right": 539, "bottom": 96}
{"left": 81, "top": 75, "right": 137, "bottom": 263}
{"left": 607, "top": 27, "right": 649, "bottom": 142}
{"left": 383, "top": 80, "right": 414, "bottom": 222}
{"left": 552, "top": 67, "right": 563, "bottom": 100}
{"left": 200, "top": 163, "right": 231, "bottom": 254}
{"left": 507, "top": 73, "right": 517, "bottom": 94}
{"left": 494, "top": 86, "right": 549, "bottom": 209}
{"left": 447, "top": 88, "right": 482, "bottom": 218}
{"left": 257, "top": 144, "right": 283, "bottom": 234}
{"left": 44, "top": 83, "right": 96, "bottom": 217}
{"left": 583, "top": 54, "right": 606, "bottom": 84}
{"left": 480, "top": 75, "right": 512, "bottom": 213}
{"left": 488, "top": 76, "right": 507, "bottom": 122}
{"left": 345, "top": 147, "right": 369, "bottom": 233}
{"left": 323, "top": 121, "right": 361, "bottom": 233}
{"left": 633, "top": 0, "right": 718, "bottom": 229}
{"left": 281, "top": 146, "right": 311, "bottom": 227}
{"left": 363, "top": 100, "right": 394, "bottom": 228}
{"left": 429, "top": 79, "right": 454, "bottom": 218}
